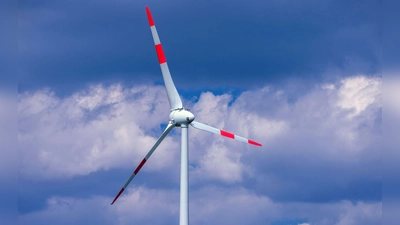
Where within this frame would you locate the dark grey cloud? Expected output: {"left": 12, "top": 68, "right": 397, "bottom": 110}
{"left": 19, "top": 0, "right": 380, "bottom": 95}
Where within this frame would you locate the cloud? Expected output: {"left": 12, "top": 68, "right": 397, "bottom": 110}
{"left": 18, "top": 75, "right": 382, "bottom": 224}
{"left": 19, "top": 186, "right": 381, "bottom": 225}
{"left": 188, "top": 91, "right": 287, "bottom": 183}
{"left": 337, "top": 76, "right": 381, "bottom": 117}
{"left": 18, "top": 84, "right": 179, "bottom": 179}
{"left": 383, "top": 75, "right": 400, "bottom": 224}
{"left": 18, "top": 0, "right": 380, "bottom": 93}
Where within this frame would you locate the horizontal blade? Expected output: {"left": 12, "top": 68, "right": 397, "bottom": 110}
{"left": 111, "top": 122, "right": 175, "bottom": 205}
{"left": 146, "top": 6, "right": 183, "bottom": 110}
{"left": 190, "top": 121, "right": 262, "bottom": 146}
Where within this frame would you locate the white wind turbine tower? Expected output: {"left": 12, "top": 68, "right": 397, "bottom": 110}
{"left": 111, "top": 6, "right": 262, "bottom": 225}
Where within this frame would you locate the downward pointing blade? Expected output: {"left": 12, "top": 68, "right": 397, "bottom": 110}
{"left": 146, "top": 6, "right": 183, "bottom": 110}
{"left": 111, "top": 122, "right": 175, "bottom": 205}
{"left": 190, "top": 121, "right": 262, "bottom": 146}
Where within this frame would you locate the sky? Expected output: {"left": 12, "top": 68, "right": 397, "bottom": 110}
{"left": 3, "top": 0, "right": 395, "bottom": 224}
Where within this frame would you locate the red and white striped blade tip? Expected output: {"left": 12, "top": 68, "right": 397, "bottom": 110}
{"left": 220, "top": 130, "right": 262, "bottom": 147}
{"left": 146, "top": 6, "right": 155, "bottom": 26}
{"left": 248, "top": 139, "right": 262, "bottom": 146}
{"left": 111, "top": 187, "right": 125, "bottom": 205}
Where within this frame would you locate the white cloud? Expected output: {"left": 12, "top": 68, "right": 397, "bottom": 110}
{"left": 19, "top": 186, "right": 381, "bottom": 225}
{"left": 193, "top": 143, "right": 243, "bottom": 183}
{"left": 18, "top": 75, "right": 382, "bottom": 184}
{"left": 384, "top": 75, "right": 400, "bottom": 116}
{"left": 337, "top": 76, "right": 381, "bottom": 117}
{"left": 18, "top": 84, "right": 179, "bottom": 179}
{"left": 189, "top": 89, "right": 288, "bottom": 183}
{"left": 17, "top": 75, "right": 383, "bottom": 225}
{"left": 383, "top": 74, "right": 400, "bottom": 219}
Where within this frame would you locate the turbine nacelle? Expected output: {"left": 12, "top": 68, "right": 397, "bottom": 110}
{"left": 169, "top": 109, "right": 195, "bottom": 126}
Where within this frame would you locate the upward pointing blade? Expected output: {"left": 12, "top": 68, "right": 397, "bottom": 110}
{"left": 111, "top": 122, "right": 175, "bottom": 205}
{"left": 146, "top": 6, "right": 183, "bottom": 110}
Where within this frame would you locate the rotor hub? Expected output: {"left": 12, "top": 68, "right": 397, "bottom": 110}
{"left": 169, "top": 109, "right": 195, "bottom": 126}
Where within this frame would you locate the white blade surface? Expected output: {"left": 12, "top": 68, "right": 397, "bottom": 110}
{"left": 146, "top": 6, "right": 183, "bottom": 110}
{"left": 111, "top": 122, "right": 175, "bottom": 205}
{"left": 190, "top": 121, "right": 262, "bottom": 146}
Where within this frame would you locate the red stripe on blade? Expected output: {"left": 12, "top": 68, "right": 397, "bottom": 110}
{"left": 155, "top": 44, "right": 166, "bottom": 64}
{"left": 111, "top": 187, "right": 125, "bottom": 205}
{"left": 134, "top": 158, "right": 147, "bottom": 175}
{"left": 248, "top": 140, "right": 262, "bottom": 146}
{"left": 220, "top": 130, "right": 234, "bottom": 139}
{"left": 146, "top": 6, "right": 155, "bottom": 26}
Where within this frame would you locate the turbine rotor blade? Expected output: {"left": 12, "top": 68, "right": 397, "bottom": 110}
{"left": 190, "top": 121, "right": 262, "bottom": 146}
{"left": 146, "top": 6, "right": 183, "bottom": 110}
{"left": 111, "top": 122, "right": 175, "bottom": 205}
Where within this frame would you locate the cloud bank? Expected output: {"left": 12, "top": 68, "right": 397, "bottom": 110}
{"left": 20, "top": 187, "right": 381, "bottom": 225}
{"left": 18, "top": 75, "right": 381, "bottom": 224}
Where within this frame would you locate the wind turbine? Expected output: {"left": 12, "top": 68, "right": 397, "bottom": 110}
{"left": 111, "top": 6, "right": 262, "bottom": 225}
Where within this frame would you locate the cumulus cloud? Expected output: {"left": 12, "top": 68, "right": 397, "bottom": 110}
{"left": 188, "top": 76, "right": 381, "bottom": 197}
{"left": 18, "top": 84, "right": 179, "bottom": 179}
{"left": 18, "top": 75, "right": 381, "bottom": 183}
{"left": 188, "top": 90, "right": 287, "bottom": 183}
{"left": 19, "top": 186, "right": 381, "bottom": 225}
{"left": 18, "top": 75, "right": 382, "bottom": 224}
{"left": 337, "top": 76, "right": 381, "bottom": 117}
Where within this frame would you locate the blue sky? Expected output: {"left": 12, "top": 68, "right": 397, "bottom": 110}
{"left": 7, "top": 0, "right": 391, "bottom": 224}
